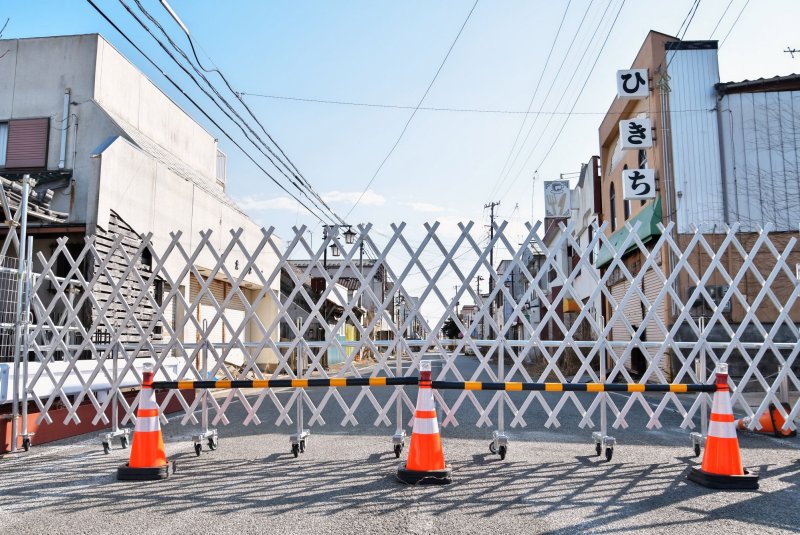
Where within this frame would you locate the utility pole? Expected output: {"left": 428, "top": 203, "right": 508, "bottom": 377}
{"left": 484, "top": 201, "right": 500, "bottom": 340}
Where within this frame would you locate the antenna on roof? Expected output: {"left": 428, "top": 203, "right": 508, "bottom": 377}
{"left": 785, "top": 47, "right": 799, "bottom": 58}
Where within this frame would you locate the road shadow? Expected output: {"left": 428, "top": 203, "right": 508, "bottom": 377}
{"left": 3, "top": 442, "right": 799, "bottom": 533}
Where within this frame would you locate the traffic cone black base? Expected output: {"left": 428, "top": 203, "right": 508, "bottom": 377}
{"left": 117, "top": 460, "right": 174, "bottom": 481}
{"left": 396, "top": 463, "right": 452, "bottom": 485}
{"left": 688, "top": 466, "right": 758, "bottom": 490}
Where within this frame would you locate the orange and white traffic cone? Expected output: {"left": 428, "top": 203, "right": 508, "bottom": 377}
{"left": 117, "top": 363, "right": 173, "bottom": 481}
{"left": 688, "top": 363, "right": 758, "bottom": 490}
{"left": 397, "top": 360, "right": 451, "bottom": 485}
{"left": 736, "top": 403, "right": 796, "bottom": 438}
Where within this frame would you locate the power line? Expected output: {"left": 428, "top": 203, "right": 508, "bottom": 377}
{"left": 709, "top": 0, "right": 735, "bottom": 39}
{"left": 345, "top": 0, "right": 480, "bottom": 220}
{"left": 83, "top": 0, "right": 334, "bottom": 224}
{"left": 518, "top": 0, "right": 627, "bottom": 190}
{"left": 495, "top": 0, "right": 619, "bottom": 200}
{"left": 488, "top": 0, "right": 610, "bottom": 202}
{"left": 127, "top": 0, "right": 345, "bottom": 225}
{"left": 154, "top": 2, "right": 342, "bottom": 224}
{"left": 238, "top": 92, "right": 709, "bottom": 117}
{"left": 719, "top": 0, "right": 751, "bottom": 47}
{"left": 489, "top": 0, "right": 577, "bottom": 200}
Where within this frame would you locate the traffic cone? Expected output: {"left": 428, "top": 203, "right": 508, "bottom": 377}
{"left": 688, "top": 363, "right": 758, "bottom": 490}
{"left": 397, "top": 360, "right": 451, "bottom": 485}
{"left": 117, "top": 363, "right": 173, "bottom": 481}
{"left": 736, "top": 403, "right": 796, "bottom": 438}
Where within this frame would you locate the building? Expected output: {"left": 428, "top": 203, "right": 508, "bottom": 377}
{"left": 0, "top": 34, "right": 281, "bottom": 370}
{"left": 597, "top": 31, "right": 800, "bottom": 379}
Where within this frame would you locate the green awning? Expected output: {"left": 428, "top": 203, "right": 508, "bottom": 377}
{"left": 596, "top": 196, "right": 662, "bottom": 269}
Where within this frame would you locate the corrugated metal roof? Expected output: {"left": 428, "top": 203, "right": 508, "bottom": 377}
{"left": 716, "top": 73, "right": 800, "bottom": 94}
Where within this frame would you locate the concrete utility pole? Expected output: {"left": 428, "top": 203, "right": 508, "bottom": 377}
{"left": 484, "top": 201, "right": 500, "bottom": 339}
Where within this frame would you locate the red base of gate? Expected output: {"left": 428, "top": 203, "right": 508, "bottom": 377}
{"left": 0, "top": 390, "right": 193, "bottom": 454}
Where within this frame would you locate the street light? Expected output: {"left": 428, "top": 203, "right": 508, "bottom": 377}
{"left": 343, "top": 226, "right": 357, "bottom": 245}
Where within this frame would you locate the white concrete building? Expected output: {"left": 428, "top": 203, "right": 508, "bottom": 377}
{"left": 0, "top": 34, "right": 280, "bottom": 370}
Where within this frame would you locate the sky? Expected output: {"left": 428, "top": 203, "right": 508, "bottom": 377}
{"left": 2, "top": 0, "right": 799, "bottom": 320}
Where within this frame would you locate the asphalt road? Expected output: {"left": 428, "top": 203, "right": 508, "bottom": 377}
{"left": 1, "top": 354, "right": 798, "bottom": 534}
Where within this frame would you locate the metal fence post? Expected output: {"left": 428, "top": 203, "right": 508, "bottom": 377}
{"left": 690, "top": 316, "right": 707, "bottom": 457}
{"left": 592, "top": 316, "right": 614, "bottom": 459}
{"left": 289, "top": 338, "right": 310, "bottom": 457}
{"left": 490, "top": 309, "right": 509, "bottom": 459}
{"left": 10, "top": 174, "right": 30, "bottom": 453}
{"left": 392, "top": 336, "right": 405, "bottom": 457}
{"left": 100, "top": 340, "right": 131, "bottom": 453}
{"left": 192, "top": 321, "right": 218, "bottom": 455}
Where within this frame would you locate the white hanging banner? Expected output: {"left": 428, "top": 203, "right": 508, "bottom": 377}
{"left": 616, "top": 69, "right": 649, "bottom": 99}
{"left": 544, "top": 180, "right": 571, "bottom": 218}
{"left": 622, "top": 168, "right": 656, "bottom": 200}
{"left": 619, "top": 117, "right": 653, "bottom": 149}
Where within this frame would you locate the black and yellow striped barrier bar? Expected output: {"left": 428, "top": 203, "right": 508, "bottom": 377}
{"left": 430, "top": 381, "right": 717, "bottom": 393}
{"left": 152, "top": 377, "right": 420, "bottom": 390}
{"left": 151, "top": 377, "right": 716, "bottom": 393}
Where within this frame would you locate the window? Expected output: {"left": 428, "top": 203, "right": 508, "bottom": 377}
{"left": 5, "top": 118, "right": 49, "bottom": 168}
{"left": 609, "top": 183, "right": 617, "bottom": 232}
{"left": 216, "top": 148, "right": 227, "bottom": 187}
{"left": 0, "top": 122, "right": 7, "bottom": 167}
{"left": 588, "top": 224, "right": 595, "bottom": 264}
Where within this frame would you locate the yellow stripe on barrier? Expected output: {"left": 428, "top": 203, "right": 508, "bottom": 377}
{"left": 505, "top": 382, "right": 523, "bottom": 391}
{"left": 627, "top": 384, "right": 645, "bottom": 392}
{"left": 369, "top": 377, "right": 387, "bottom": 386}
{"left": 329, "top": 378, "right": 347, "bottom": 387}
{"left": 670, "top": 384, "right": 688, "bottom": 393}
{"left": 177, "top": 380, "right": 194, "bottom": 390}
{"left": 586, "top": 383, "right": 604, "bottom": 393}
{"left": 252, "top": 380, "right": 269, "bottom": 388}
{"left": 545, "top": 383, "right": 563, "bottom": 392}
{"left": 292, "top": 379, "right": 309, "bottom": 388}
{"left": 464, "top": 381, "right": 482, "bottom": 390}
{"left": 216, "top": 380, "right": 231, "bottom": 389}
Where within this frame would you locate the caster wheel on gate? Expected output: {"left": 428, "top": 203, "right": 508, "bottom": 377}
{"left": 102, "top": 441, "right": 110, "bottom": 455}
{"left": 693, "top": 443, "right": 701, "bottom": 457}
{"left": 498, "top": 445, "right": 507, "bottom": 461}
{"left": 489, "top": 442, "right": 497, "bottom": 454}
{"left": 292, "top": 444, "right": 299, "bottom": 458}
{"left": 208, "top": 438, "right": 217, "bottom": 451}
{"left": 605, "top": 447, "right": 613, "bottom": 462}
{"left": 595, "top": 443, "right": 602, "bottom": 456}
{"left": 194, "top": 443, "right": 202, "bottom": 457}
{"left": 120, "top": 435, "right": 129, "bottom": 449}
{"left": 23, "top": 438, "right": 31, "bottom": 452}
{"left": 394, "top": 444, "right": 402, "bottom": 458}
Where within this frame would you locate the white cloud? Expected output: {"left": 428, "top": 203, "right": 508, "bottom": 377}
{"left": 236, "top": 195, "right": 302, "bottom": 212}
{"left": 401, "top": 201, "right": 447, "bottom": 213}
{"left": 323, "top": 189, "right": 385, "bottom": 206}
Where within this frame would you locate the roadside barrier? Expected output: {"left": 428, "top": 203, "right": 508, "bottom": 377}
{"left": 397, "top": 361, "right": 451, "bottom": 485}
{"left": 152, "top": 378, "right": 717, "bottom": 393}
{"left": 152, "top": 377, "right": 419, "bottom": 389}
{"left": 126, "top": 362, "right": 763, "bottom": 491}
{"left": 117, "top": 363, "right": 173, "bottom": 481}
{"left": 688, "top": 364, "right": 759, "bottom": 490}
